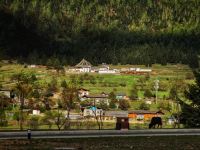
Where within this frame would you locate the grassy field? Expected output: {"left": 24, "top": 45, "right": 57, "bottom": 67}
{"left": 0, "top": 63, "right": 193, "bottom": 95}
{"left": 0, "top": 122, "right": 175, "bottom": 131}
{"left": 0, "top": 136, "right": 200, "bottom": 150}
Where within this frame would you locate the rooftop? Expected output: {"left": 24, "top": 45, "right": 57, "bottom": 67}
{"left": 75, "top": 58, "right": 92, "bottom": 67}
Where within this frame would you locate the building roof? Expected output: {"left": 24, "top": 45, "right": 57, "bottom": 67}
{"left": 0, "top": 89, "right": 11, "bottom": 92}
{"left": 75, "top": 58, "right": 92, "bottom": 67}
{"left": 128, "top": 110, "right": 164, "bottom": 115}
{"left": 83, "top": 94, "right": 108, "bottom": 99}
{"left": 78, "top": 88, "right": 89, "bottom": 91}
{"left": 105, "top": 111, "right": 128, "bottom": 117}
{"left": 116, "top": 93, "right": 126, "bottom": 96}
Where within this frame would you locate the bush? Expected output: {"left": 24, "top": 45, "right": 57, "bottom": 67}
{"left": 28, "top": 115, "right": 40, "bottom": 129}
{"left": 0, "top": 110, "right": 8, "bottom": 127}
{"left": 144, "top": 89, "right": 153, "bottom": 98}
{"left": 119, "top": 82, "right": 126, "bottom": 87}
{"left": 138, "top": 102, "right": 150, "bottom": 110}
{"left": 185, "top": 72, "right": 194, "bottom": 80}
{"left": 0, "top": 120, "right": 8, "bottom": 126}
{"left": 119, "top": 100, "right": 130, "bottom": 110}
{"left": 40, "top": 111, "right": 55, "bottom": 129}
{"left": 157, "top": 101, "right": 171, "bottom": 112}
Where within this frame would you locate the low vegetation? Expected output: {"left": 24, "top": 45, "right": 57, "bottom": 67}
{"left": 1, "top": 136, "right": 200, "bottom": 150}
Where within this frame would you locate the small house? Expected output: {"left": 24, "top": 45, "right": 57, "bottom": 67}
{"left": 28, "top": 65, "right": 36, "bottom": 68}
{"left": 67, "top": 114, "right": 83, "bottom": 120}
{"left": 75, "top": 58, "right": 92, "bottom": 73}
{"left": 116, "top": 93, "right": 129, "bottom": 100}
{"left": 98, "top": 64, "right": 116, "bottom": 74}
{"left": 83, "top": 107, "right": 103, "bottom": 117}
{"left": 82, "top": 93, "right": 109, "bottom": 105}
{"left": 32, "top": 110, "right": 40, "bottom": 115}
{"left": 103, "top": 111, "right": 128, "bottom": 121}
{"left": 0, "top": 89, "right": 15, "bottom": 98}
{"left": 0, "top": 89, "right": 11, "bottom": 98}
{"left": 128, "top": 110, "right": 164, "bottom": 121}
{"left": 78, "top": 88, "right": 89, "bottom": 98}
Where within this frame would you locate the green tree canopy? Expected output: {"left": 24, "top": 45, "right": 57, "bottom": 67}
{"left": 181, "top": 70, "right": 200, "bottom": 127}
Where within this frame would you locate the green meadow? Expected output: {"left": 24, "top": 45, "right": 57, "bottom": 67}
{"left": 0, "top": 63, "right": 193, "bottom": 97}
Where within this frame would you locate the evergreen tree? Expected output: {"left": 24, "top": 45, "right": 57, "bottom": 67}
{"left": 0, "top": 1, "right": 200, "bottom": 67}
{"left": 181, "top": 70, "right": 200, "bottom": 127}
{"left": 144, "top": 89, "right": 153, "bottom": 98}
{"left": 129, "top": 85, "right": 138, "bottom": 100}
{"left": 109, "top": 91, "right": 117, "bottom": 109}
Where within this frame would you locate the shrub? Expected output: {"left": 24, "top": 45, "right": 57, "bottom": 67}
{"left": 119, "top": 100, "right": 130, "bottom": 110}
{"left": 0, "top": 120, "right": 8, "bottom": 126}
{"left": 138, "top": 102, "right": 150, "bottom": 110}
{"left": 28, "top": 115, "right": 40, "bottom": 129}
{"left": 144, "top": 89, "right": 153, "bottom": 98}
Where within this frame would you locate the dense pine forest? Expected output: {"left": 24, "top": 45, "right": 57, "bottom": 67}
{"left": 0, "top": 0, "right": 200, "bottom": 67}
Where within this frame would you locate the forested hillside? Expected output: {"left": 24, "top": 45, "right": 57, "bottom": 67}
{"left": 0, "top": 0, "right": 200, "bottom": 67}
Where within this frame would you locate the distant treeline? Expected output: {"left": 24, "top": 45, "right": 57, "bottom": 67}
{"left": 0, "top": 0, "right": 200, "bottom": 67}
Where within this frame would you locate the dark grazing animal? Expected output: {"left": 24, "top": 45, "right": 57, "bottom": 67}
{"left": 149, "top": 117, "right": 162, "bottom": 129}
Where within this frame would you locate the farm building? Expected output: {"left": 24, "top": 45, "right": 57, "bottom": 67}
{"left": 103, "top": 111, "right": 128, "bottom": 121}
{"left": 0, "top": 89, "right": 15, "bottom": 98}
{"left": 103, "top": 111, "right": 129, "bottom": 130}
{"left": 78, "top": 88, "right": 90, "bottom": 98}
{"left": 75, "top": 58, "right": 92, "bottom": 73}
{"left": 128, "top": 110, "right": 164, "bottom": 121}
{"left": 122, "top": 68, "right": 152, "bottom": 75}
{"left": 98, "top": 64, "right": 116, "bottom": 74}
{"left": 81, "top": 92, "right": 109, "bottom": 105}
{"left": 83, "top": 106, "right": 103, "bottom": 117}
{"left": 116, "top": 93, "right": 129, "bottom": 100}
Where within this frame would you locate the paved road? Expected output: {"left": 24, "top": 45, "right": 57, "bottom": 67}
{"left": 1, "top": 129, "right": 200, "bottom": 139}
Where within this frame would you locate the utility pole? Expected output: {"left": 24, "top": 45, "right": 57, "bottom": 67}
{"left": 154, "top": 79, "right": 159, "bottom": 104}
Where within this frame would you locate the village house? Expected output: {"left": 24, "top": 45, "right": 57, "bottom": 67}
{"left": 128, "top": 110, "right": 164, "bottom": 122}
{"left": 28, "top": 64, "right": 36, "bottom": 68}
{"left": 116, "top": 93, "right": 129, "bottom": 100}
{"left": 75, "top": 58, "right": 92, "bottom": 73}
{"left": 121, "top": 68, "right": 129, "bottom": 72}
{"left": 81, "top": 92, "right": 109, "bottom": 105}
{"left": 103, "top": 111, "right": 128, "bottom": 121}
{"left": 67, "top": 114, "right": 83, "bottom": 120}
{"left": 98, "top": 64, "right": 116, "bottom": 74}
{"left": 78, "top": 88, "right": 89, "bottom": 98}
{"left": 83, "top": 106, "right": 103, "bottom": 117}
{"left": 103, "top": 111, "right": 129, "bottom": 130}
{"left": 32, "top": 109, "right": 40, "bottom": 115}
{"left": 121, "top": 67, "right": 152, "bottom": 75}
{"left": 144, "top": 98, "right": 154, "bottom": 104}
{"left": 0, "top": 89, "right": 11, "bottom": 98}
{"left": 0, "top": 89, "right": 15, "bottom": 99}
{"left": 28, "top": 65, "right": 47, "bottom": 69}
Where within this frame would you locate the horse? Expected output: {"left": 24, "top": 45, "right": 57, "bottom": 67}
{"left": 149, "top": 117, "right": 162, "bottom": 129}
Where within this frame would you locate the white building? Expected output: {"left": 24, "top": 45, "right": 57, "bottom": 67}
{"left": 78, "top": 88, "right": 89, "bottom": 98}
{"left": 75, "top": 58, "right": 92, "bottom": 73}
{"left": 83, "top": 107, "right": 104, "bottom": 117}
{"left": 32, "top": 110, "right": 40, "bottom": 115}
{"left": 135, "top": 68, "right": 152, "bottom": 72}
{"left": 98, "top": 64, "right": 116, "bottom": 74}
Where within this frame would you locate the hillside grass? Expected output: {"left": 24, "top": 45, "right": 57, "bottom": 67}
{"left": 0, "top": 63, "right": 193, "bottom": 95}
